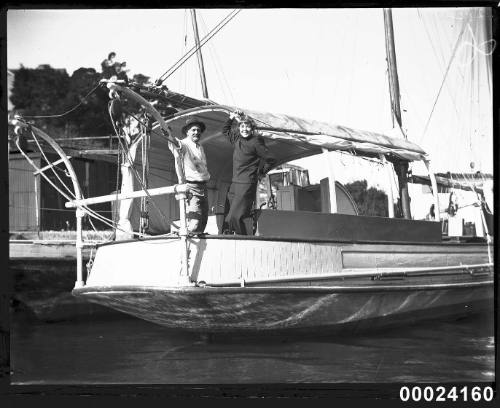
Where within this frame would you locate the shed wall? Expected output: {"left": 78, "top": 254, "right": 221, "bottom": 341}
{"left": 9, "top": 154, "right": 40, "bottom": 231}
{"left": 9, "top": 152, "right": 118, "bottom": 231}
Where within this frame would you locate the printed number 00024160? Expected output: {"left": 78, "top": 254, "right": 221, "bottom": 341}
{"left": 400, "top": 386, "right": 494, "bottom": 402}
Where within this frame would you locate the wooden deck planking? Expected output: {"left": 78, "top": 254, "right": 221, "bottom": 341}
{"left": 9, "top": 240, "right": 92, "bottom": 259}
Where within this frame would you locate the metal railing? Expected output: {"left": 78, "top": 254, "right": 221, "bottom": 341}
{"left": 65, "top": 183, "right": 191, "bottom": 288}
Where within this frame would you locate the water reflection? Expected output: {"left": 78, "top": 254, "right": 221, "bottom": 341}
{"left": 10, "top": 310, "right": 494, "bottom": 384}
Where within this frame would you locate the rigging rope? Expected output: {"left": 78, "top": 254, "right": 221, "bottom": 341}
{"left": 28, "top": 131, "right": 120, "bottom": 231}
{"left": 198, "top": 12, "right": 237, "bottom": 105}
{"left": 21, "top": 82, "right": 101, "bottom": 119}
{"left": 31, "top": 130, "right": 77, "bottom": 200}
{"left": 157, "top": 9, "right": 241, "bottom": 83}
{"left": 22, "top": 125, "right": 122, "bottom": 229}
{"left": 14, "top": 117, "right": 152, "bottom": 238}
{"left": 31, "top": 131, "right": 118, "bottom": 230}
{"left": 108, "top": 103, "right": 173, "bottom": 228}
{"left": 419, "top": 12, "right": 471, "bottom": 144}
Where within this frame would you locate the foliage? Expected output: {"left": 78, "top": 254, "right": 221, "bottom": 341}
{"left": 10, "top": 66, "right": 71, "bottom": 135}
{"left": 132, "top": 73, "right": 151, "bottom": 85}
{"left": 64, "top": 67, "right": 113, "bottom": 136}
{"left": 344, "top": 179, "right": 389, "bottom": 217}
{"left": 10, "top": 64, "right": 152, "bottom": 138}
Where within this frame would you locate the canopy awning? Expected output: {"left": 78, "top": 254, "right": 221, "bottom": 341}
{"left": 158, "top": 105, "right": 427, "bottom": 166}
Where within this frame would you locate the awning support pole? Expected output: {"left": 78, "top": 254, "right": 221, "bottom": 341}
{"left": 322, "top": 148, "right": 337, "bottom": 213}
{"left": 424, "top": 160, "right": 441, "bottom": 222}
{"left": 379, "top": 154, "right": 395, "bottom": 218}
{"left": 172, "top": 144, "right": 190, "bottom": 284}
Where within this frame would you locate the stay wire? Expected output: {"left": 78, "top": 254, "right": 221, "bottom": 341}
{"left": 198, "top": 12, "right": 236, "bottom": 105}
{"left": 32, "top": 129, "right": 134, "bottom": 229}
{"left": 419, "top": 13, "right": 471, "bottom": 144}
{"left": 16, "top": 121, "right": 135, "bottom": 233}
{"left": 24, "top": 129, "right": 113, "bottom": 227}
{"left": 30, "top": 130, "right": 78, "bottom": 201}
{"left": 159, "top": 9, "right": 238, "bottom": 80}
{"left": 28, "top": 132, "right": 118, "bottom": 227}
{"left": 15, "top": 137, "right": 73, "bottom": 203}
{"left": 158, "top": 9, "right": 241, "bottom": 82}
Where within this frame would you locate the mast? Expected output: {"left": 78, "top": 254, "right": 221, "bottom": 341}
{"left": 383, "top": 8, "right": 411, "bottom": 219}
{"left": 383, "top": 8, "right": 404, "bottom": 136}
{"left": 190, "top": 9, "right": 209, "bottom": 99}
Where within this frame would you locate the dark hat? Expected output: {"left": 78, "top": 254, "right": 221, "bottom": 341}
{"left": 182, "top": 116, "right": 206, "bottom": 134}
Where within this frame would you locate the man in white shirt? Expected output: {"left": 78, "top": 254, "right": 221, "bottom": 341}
{"left": 171, "top": 116, "right": 211, "bottom": 234}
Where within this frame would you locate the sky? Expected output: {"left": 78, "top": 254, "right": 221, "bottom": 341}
{"left": 7, "top": 7, "right": 494, "bottom": 184}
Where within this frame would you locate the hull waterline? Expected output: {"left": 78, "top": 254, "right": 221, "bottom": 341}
{"left": 73, "top": 281, "right": 493, "bottom": 333}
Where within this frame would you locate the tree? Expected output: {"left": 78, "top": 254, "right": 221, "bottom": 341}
{"left": 11, "top": 65, "right": 161, "bottom": 138}
{"left": 11, "top": 65, "right": 116, "bottom": 138}
{"left": 10, "top": 65, "right": 71, "bottom": 136}
{"left": 64, "top": 67, "right": 113, "bottom": 136}
{"left": 345, "top": 180, "right": 389, "bottom": 217}
{"left": 132, "top": 73, "right": 151, "bottom": 85}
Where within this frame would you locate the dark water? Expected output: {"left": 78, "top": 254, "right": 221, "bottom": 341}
{"left": 10, "top": 310, "right": 494, "bottom": 385}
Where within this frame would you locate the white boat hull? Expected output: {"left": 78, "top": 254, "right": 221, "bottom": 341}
{"left": 73, "top": 236, "right": 494, "bottom": 333}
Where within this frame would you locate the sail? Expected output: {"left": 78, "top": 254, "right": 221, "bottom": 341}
{"left": 393, "top": 7, "right": 493, "bottom": 174}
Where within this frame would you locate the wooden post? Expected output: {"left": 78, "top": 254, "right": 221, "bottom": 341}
{"left": 322, "top": 148, "right": 337, "bottom": 213}
{"left": 393, "top": 160, "right": 412, "bottom": 219}
{"left": 176, "top": 189, "right": 190, "bottom": 284}
{"left": 84, "top": 161, "right": 90, "bottom": 196}
{"left": 424, "top": 160, "right": 441, "bottom": 222}
{"left": 478, "top": 207, "right": 492, "bottom": 263}
{"left": 379, "top": 154, "right": 395, "bottom": 218}
{"left": 34, "top": 174, "right": 40, "bottom": 238}
{"left": 74, "top": 207, "right": 85, "bottom": 288}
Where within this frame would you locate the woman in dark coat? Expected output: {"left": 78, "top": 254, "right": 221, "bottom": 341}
{"left": 222, "top": 110, "right": 276, "bottom": 235}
